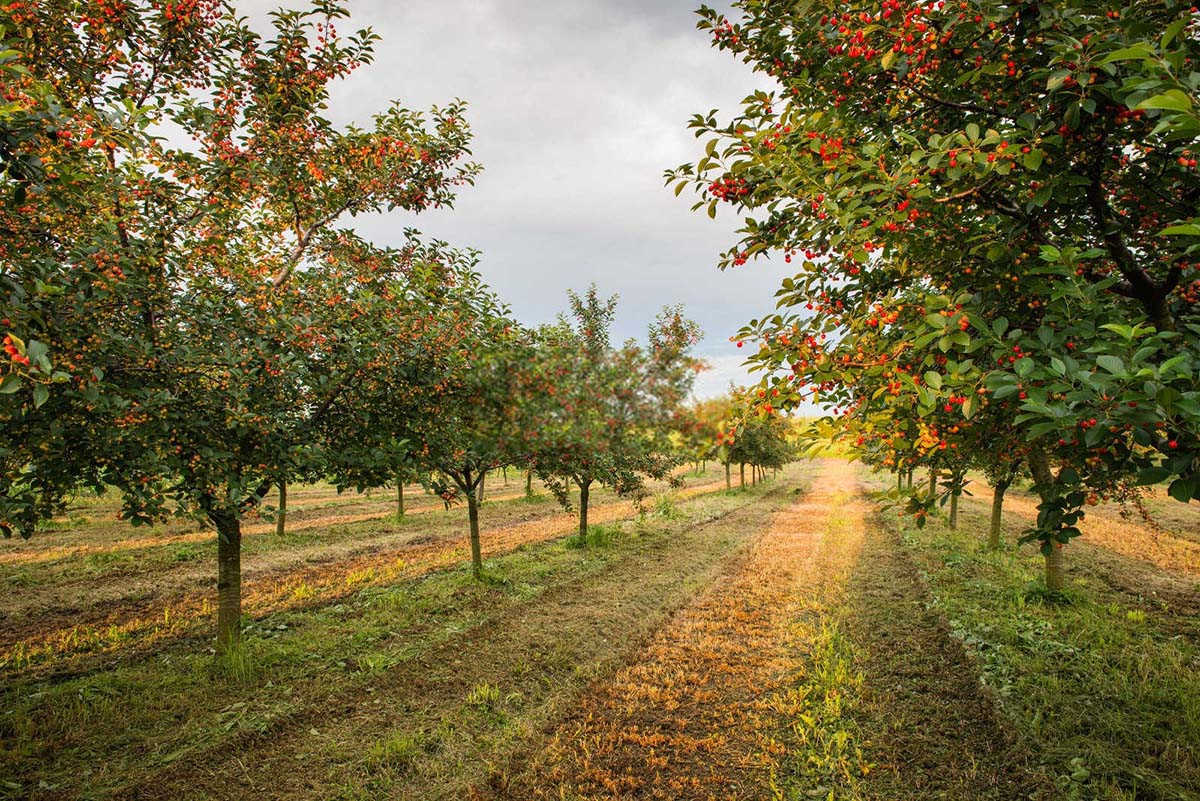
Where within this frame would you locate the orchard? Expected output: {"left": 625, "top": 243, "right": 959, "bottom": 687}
{"left": 1, "top": 3, "right": 1197, "bottom": 800}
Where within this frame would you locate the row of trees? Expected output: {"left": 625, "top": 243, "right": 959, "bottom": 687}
{"left": 674, "top": 0, "right": 1199, "bottom": 589}
{"left": 0, "top": 2, "right": 705, "bottom": 651}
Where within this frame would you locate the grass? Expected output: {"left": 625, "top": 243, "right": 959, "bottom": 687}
{"left": 889, "top": 500, "right": 1200, "bottom": 801}
{"left": 0, "top": 467, "right": 795, "bottom": 801}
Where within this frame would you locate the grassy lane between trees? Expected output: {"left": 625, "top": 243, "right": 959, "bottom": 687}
{"left": 0, "top": 468, "right": 728, "bottom": 678}
{"left": 868, "top": 471, "right": 1200, "bottom": 801}
{"left": 482, "top": 459, "right": 1047, "bottom": 801}
{"left": 0, "top": 467, "right": 804, "bottom": 801}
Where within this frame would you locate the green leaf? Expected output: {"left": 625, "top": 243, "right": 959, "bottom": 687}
{"left": 1046, "top": 70, "right": 1070, "bottom": 90}
{"left": 1099, "top": 43, "right": 1154, "bottom": 64}
{"left": 0, "top": 374, "right": 20, "bottom": 394}
{"left": 32, "top": 384, "right": 48, "bottom": 408}
{"left": 924, "top": 371, "right": 943, "bottom": 390}
{"left": 1096, "top": 355, "right": 1124, "bottom": 375}
{"left": 1168, "top": 477, "right": 1196, "bottom": 503}
{"left": 1138, "top": 90, "right": 1194, "bottom": 113}
{"left": 1163, "top": 18, "right": 1188, "bottom": 49}
{"left": 1160, "top": 222, "right": 1200, "bottom": 236}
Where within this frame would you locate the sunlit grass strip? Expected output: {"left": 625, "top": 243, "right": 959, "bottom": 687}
{"left": 766, "top": 483, "right": 872, "bottom": 801}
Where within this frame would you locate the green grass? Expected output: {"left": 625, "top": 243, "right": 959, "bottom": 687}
{"left": 891, "top": 507, "right": 1200, "bottom": 801}
{"left": 0, "top": 471, "right": 791, "bottom": 801}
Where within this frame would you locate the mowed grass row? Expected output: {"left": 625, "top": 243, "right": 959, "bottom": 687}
{"left": 870, "top": 470, "right": 1200, "bottom": 800}
{"left": 0, "top": 467, "right": 805, "bottom": 801}
{"left": 0, "top": 467, "right": 730, "bottom": 675}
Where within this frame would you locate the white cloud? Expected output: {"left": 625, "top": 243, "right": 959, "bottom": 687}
{"left": 238, "top": 0, "right": 790, "bottom": 376}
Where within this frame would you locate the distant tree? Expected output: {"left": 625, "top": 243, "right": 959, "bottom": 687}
{"left": 527, "top": 288, "right": 702, "bottom": 542}
{"left": 404, "top": 285, "right": 533, "bottom": 579}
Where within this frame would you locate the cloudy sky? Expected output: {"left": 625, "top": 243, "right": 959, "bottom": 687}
{"left": 243, "top": 0, "right": 791, "bottom": 398}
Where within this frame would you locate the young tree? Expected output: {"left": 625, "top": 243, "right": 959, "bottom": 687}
{"left": 0, "top": 2, "right": 479, "bottom": 648}
{"left": 671, "top": 1, "right": 1200, "bottom": 590}
{"left": 527, "top": 288, "right": 702, "bottom": 542}
{"left": 404, "top": 286, "right": 532, "bottom": 579}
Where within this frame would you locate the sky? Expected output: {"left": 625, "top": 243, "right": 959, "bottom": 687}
{"left": 241, "top": 0, "right": 792, "bottom": 399}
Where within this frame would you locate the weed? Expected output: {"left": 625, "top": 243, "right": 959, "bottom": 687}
{"left": 171, "top": 543, "right": 204, "bottom": 562}
{"left": 654, "top": 496, "right": 681, "bottom": 520}
{"left": 565, "top": 523, "right": 618, "bottom": 549}
{"left": 366, "top": 730, "right": 427, "bottom": 774}
{"left": 210, "top": 640, "right": 256, "bottom": 683}
{"left": 465, "top": 681, "right": 502, "bottom": 712}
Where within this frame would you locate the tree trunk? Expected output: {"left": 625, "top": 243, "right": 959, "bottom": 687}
{"left": 503, "top": 466, "right": 508, "bottom": 485}
{"left": 1028, "top": 447, "right": 1065, "bottom": 591}
{"left": 466, "top": 489, "right": 483, "bottom": 580}
{"left": 897, "top": 471, "right": 904, "bottom": 491}
{"left": 988, "top": 481, "right": 1008, "bottom": 549}
{"left": 214, "top": 511, "right": 242, "bottom": 651}
{"left": 1044, "top": 542, "right": 1065, "bottom": 592}
{"left": 525, "top": 470, "right": 533, "bottom": 497}
{"left": 275, "top": 482, "right": 287, "bottom": 536}
{"left": 740, "top": 463, "right": 745, "bottom": 488}
{"left": 751, "top": 465, "right": 757, "bottom": 486}
{"left": 477, "top": 472, "right": 486, "bottom": 503}
{"left": 578, "top": 480, "right": 590, "bottom": 543}
{"left": 949, "top": 484, "right": 960, "bottom": 529}
{"left": 725, "top": 461, "right": 731, "bottom": 490}
{"left": 396, "top": 478, "right": 405, "bottom": 518}
{"left": 928, "top": 467, "right": 938, "bottom": 498}
{"left": 702, "top": 459, "right": 707, "bottom": 473}
{"left": 906, "top": 467, "right": 914, "bottom": 490}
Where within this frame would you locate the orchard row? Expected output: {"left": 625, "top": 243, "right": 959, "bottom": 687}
{"left": 0, "top": 3, "right": 791, "bottom": 652}
{"left": 673, "top": 0, "right": 1200, "bottom": 589}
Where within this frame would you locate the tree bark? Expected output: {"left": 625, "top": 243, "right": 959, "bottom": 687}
{"left": 466, "top": 487, "right": 483, "bottom": 580}
{"left": 725, "top": 461, "right": 731, "bottom": 490}
{"left": 1028, "top": 447, "right": 1065, "bottom": 591}
{"left": 525, "top": 470, "right": 533, "bottom": 497}
{"left": 906, "top": 467, "right": 914, "bottom": 490}
{"left": 988, "top": 480, "right": 1008, "bottom": 549}
{"left": 928, "top": 467, "right": 938, "bottom": 498}
{"left": 396, "top": 478, "right": 405, "bottom": 518}
{"left": 740, "top": 463, "right": 745, "bottom": 488}
{"left": 751, "top": 464, "right": 757, "bottom": 486}
{"left": 477, "top": 472, "right": 486, "bottom": 503}
{"left": 213, "top": 510, "right": 242, "bottom": 651}
{"left": 578, "top": 479, "right": 590, "bottom": 543}
{"left": 1044, "top": 541, "right": 1066, "bottom": 592}
{"left": 275, "top": 482, "right": 286, "bottom": 536}
{"left": 949, "top": 485, "right": 959, "bottom": 529}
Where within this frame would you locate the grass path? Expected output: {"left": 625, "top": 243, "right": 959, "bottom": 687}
{"left": 112, "top": 479, "right": 799, "bottom": 800}
{"left": 485, "top": 460, "right": 1044, "bottom": 800}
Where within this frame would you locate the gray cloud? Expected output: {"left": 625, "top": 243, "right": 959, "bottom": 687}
{"left": 239, "top": 0, "right": 792, "bottom": 398}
